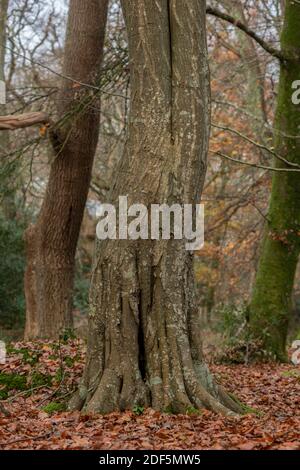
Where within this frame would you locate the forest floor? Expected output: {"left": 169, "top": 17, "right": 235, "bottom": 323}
{"left": 0, "top": 337, "right": 299, "bottom": 450}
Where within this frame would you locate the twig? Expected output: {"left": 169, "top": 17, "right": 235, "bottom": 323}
{"left": 6, "top": 384, "right": 51, "bottom": 403}
{"left": 1, "top": 431, "right": 52, "bottom": 446}
{"left": 211, "top": 150, "right": 300, "bottom": 172}
{"left": 38, "top": 373, "right": 65, "bottom": 407}
{"left": 212, "top": 122, "right": 300, "bottom": 169}
{"left": 38, "top": 337, "right": 65, "bottom": 406}
{"left": 206, "top": 6, "right": 285, "bottom": 61}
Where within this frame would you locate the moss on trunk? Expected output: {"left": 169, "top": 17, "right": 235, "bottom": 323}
{"left": 249, "top": 0, "right": 300, "bottom": 360}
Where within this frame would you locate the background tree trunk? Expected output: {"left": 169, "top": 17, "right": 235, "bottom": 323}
{"left": 70, "top": 0, "right": 242, "bottom": 416}
{"left": 0, "top": 0, "right": 15, "bottom": 220}
{"left": 24, "top": 0, "right": 109, "bottom": 339}
{"left": 249, "top": 0, "right": 300, "bottom": 360}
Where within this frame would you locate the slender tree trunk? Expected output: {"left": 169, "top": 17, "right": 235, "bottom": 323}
{"left": 0, "top": 0, "right": 14, "bottom": 219}
{"left": 249, "top": 0, "right": 300, "bottom": 360}
{"left": 0, "top": 0, "right": 8, "bottom": 116}
{"left": 0, "top": 0, "right": 8, "bottom": 111}
{"left": 69, "top": 0, "right": 242, "bottom": 416}
{"left": 24, "top": 0, "right": 108, "bottom": 339}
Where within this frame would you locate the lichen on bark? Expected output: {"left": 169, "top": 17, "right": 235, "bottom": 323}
{"left": 69, "top": 0, "right": 242, "bottom": 416}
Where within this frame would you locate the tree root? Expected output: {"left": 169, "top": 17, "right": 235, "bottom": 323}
{"left": 69, "top": 245, "right": 244, "bottom": 417}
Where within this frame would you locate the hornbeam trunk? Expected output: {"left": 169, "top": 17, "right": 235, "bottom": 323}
{"left": 24, "top": 0, "right": 108, "bottom": 339}
{"left": 249, "top": 1, "right": 300, "bottom": 360}
{"left": 69, "top": 0, "right": 242, "bottom": 415}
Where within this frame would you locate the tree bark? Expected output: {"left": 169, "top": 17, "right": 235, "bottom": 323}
{"left": 0, "top": 112, "right": 50, "bottom": 130}
{"left": 69, "top": 0, "right": 242, "bottom": 416}
{"left": 24, "top": 0, "right": 108, "bottom": 339}
{"left": 249, "top": 0, "right": 300, "bottom": 360}
{"left": 0, "top": 0, "right": 8, "bottom": 85}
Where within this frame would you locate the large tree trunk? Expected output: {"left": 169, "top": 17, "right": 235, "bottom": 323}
{"left": 69, "top": 0, "right": 241, "bottom": 416}
{"left": 249, "top": 0, "right": 300, "bottom": 361}
{"left": 24, "top": 0, "right": 108, "bottom": 339}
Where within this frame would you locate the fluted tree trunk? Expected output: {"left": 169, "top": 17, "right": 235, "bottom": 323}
{"left": 24, "top": 0, "right": 109, "bottom": 339}
{"left": 249, "top": 0, "right": 300, "bottom": 360}
{"left": 69, "top": 0, "right": 241, "bottom": 416}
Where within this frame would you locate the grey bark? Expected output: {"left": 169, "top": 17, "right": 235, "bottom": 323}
{"left": 70, "top": 0, "right": 241, "bottom": 416}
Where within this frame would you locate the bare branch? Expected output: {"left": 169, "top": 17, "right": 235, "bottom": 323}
{"left": 211, "top": 150, "right": 300, "bottom": 172}
{"left": 0, "top": 111, "right": 50, "bottom": 130}
{"left": 211, "top": 122, "right": 300, "bottom": 168}
{"left": 206, "top": 6, "right": 285, "bottom": 61}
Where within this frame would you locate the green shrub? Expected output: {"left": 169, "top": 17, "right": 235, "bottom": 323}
{"left": 42, "top": 401, "right": 66, "bottom": 414}
{"left": 7, "top": 346, "right": 41, "bottom": 365}
{"left": 0, "top": 372, "right": 27, "bottom": 398}
{"left": 214, "top": 304, "right": 268, "bottom": 363}
{"left": 30, "top": 372, "right": 52, "bottom": 388}
{"left": 73, "top": 263, "right": 90, "bottom": 314}
{"left": 132, "top": 405, "right": 144, "bottom": 416}
{"left": 0, "top": 214, "right": 26, "bottom": 328}
{"left": 186, "top": 406, "right": 201, "bottom": 416}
